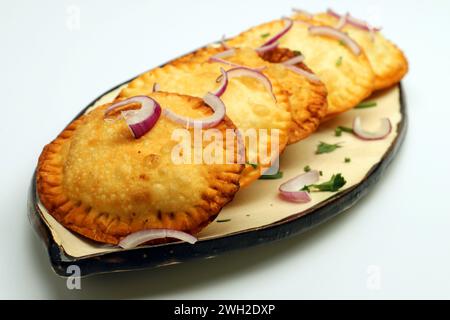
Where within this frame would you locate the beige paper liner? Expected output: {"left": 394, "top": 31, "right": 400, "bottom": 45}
{"left": 37, "top": 86, "right": 402, "bottom": 258}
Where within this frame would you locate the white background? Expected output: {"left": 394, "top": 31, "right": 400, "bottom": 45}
{"left": 1, "top": 0, "right": 449, "bottom": 299}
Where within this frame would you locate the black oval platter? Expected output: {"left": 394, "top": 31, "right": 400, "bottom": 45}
{"left": 27, "top": 62, "right": 407, "bottom": 277}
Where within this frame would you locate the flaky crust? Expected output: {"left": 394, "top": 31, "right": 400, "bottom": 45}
{"left": 227, "top": 18, "right": 375, "bottom": 119}
{"left": 171, "top": 46, "right": 328, "bottom": 144}
{"left": 120, "top": 58, "right": 292, "bottom": 187}
{"left": 259, "top": 48, "right": 328, "bottom": 142}
{"left": 37, "top": 92, "right": 244, "bottom": 245}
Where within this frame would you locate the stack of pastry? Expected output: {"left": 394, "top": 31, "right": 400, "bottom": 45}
{"left": 37, "top": 9, "right": 408, "bottom": 247}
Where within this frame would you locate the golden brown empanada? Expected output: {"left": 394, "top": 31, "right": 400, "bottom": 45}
{"left": 227, "top": 18, "right": 375, "bottom": 119}
{"left": 171, "top": 46, "right": 328, "bottom": 144}
{"left": 37, "top": 92, "right": 244, "bottom": 245}
{"left": 120, "top": 59, "right": 292, "bottom": 186}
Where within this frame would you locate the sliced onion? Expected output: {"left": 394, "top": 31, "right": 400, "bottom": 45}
{"left": 308, "top": 25, "right": 361, "bottom": 56}
{"left": 335, "top": 12, "right": 348, "bottom": 30}
{"left": 353, "top": 116, "right": 392, "bottom": 140}
{"left": 220, "top": 35, "right": 231, "bottom": 49}
{"left": 209, "top": 49, "right": 240, "bottom": 67}
{"left": 255, "top": 41, "right": 280, "bottom": 54}
{"left": 282, "top": 54, "right": 305, "bottom": 65}
{"left": 279, "top": 170, "right": 320, "bottom": 203}
{"left": 119, "top": 229, "right": 198, "bottom": 249}
{"left": 279, "top": 190, "right": 311, "bottom": 203}
{"left": 210, "top": 49, "right": 266, "bottom": 71}
{"left": 105, "top": 96, "right": 161, "bottom": 139}
{"left": 283, "top": 64, "right": 321, "bottom": 83}
{"left": 327, "top": 8, "right": 381, "bottom": 32}
{"left": 163, "top": 92, "right": 226, "bottom": 129}
{"left": 212, "top": 68, "right": 228, "bottom": 97}
{"left": 292, "top": 8, "right": 313, "bottom": 18}
{"left": 260, "top": 18, "right": 293, "bottom": 47}
{"left": 152, "top": 83, "right": 160, "bottom": 93}
{"left": 226, "top": 67, "right": 276, "bottom": 101}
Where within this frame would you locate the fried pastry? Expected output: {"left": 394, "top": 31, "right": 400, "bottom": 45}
{"left": 37, "top": 92, "right": 244, "bottom": 245}
{"left": 120, "top": 59, "right": 292, "bottom": 186}
{"left": 172, "top": 46, "right": 328, "bottom": 144}
{"left": 227, "top": 18, "right": 375, "bottom": 118}
{"left": 309, "top": 11, "right": 408, "bottom": 90}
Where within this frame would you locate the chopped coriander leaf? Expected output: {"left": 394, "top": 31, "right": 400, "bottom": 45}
{"left": 217, "top": 219, "right": 231, "bottom": 223}
{"left": 339, "top": 40, "right": 345, "bottom": 46}
{"left": 345, "top": 157, "right": 351, "bottom": 163}
{"left": 259, "top": 171, "right": 283, "bottom": 180}
{"left": 316, "top": 141, "right": 342, "bottom": 154}
{"left": 304, "top": 165, "right": 311, "bottom": 172}
{"left": 304, "top": 173, "right": 347, "bottom": 192}
{"left": 339, "top": 126, "right": 353, "bottom": 133}
{"left": 261, "top": 33, "right": 271, "bottom": 38}
{"left": 355, "top": 101, "right": 377, "bottom": 109}
{"left": 293, "top": 50, "right": 302, "bottom": 56}
{"left": 335, "top": 126, "right": 353, "bottom": 136}
{"left": 246, "top": 161, "right": 259, "bottom": 169}
{"left": 319, "top": 171, "right": 323, "bottom": 176}
{"left": 336, "top": 56, "right": 343, "bottom": 66}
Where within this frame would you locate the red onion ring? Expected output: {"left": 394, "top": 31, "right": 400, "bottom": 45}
{"left": 327, "top": 8, "right": 381, "bottom": 32}
{"left": 212, "top": 68, "right": 228, "bottom": 97}
{"left": 282, "top": 64, "right": 321, "bottom": 83}
{"left": 226, "top": 67, "right": 276, "bottom": 101}
{"left": 308, "top": 25, "right": 362, "bottom": 56}
{"left": 353, "top": 116, "right": 392, "bottom": 140}
{"left": 105, "top": 96, "right": 162, "bottom": 139}
{"left": 220, "top": 35, "right": 231, "bottom": 49}
{"left": 119, "top": 229, "right": 198, "bottom": 249}
{"left": 163, "top": 92, "right": 226, "bottom": 129}
{"left": 260, "top": 18, "right": 293, "bottom": 47}
{"left": 282, "top": 54, "right": 305, "bottom": 65}
{"left": 255, "top": 41, "right": 280, "bottom": 54}
{"left": 292, "top": 8, "right": 313, "bottom": 18}
{"left": 335, "top": 12, "right": 349, "bottom": 30}
{"left": 209, "top": 49, "right": 241, "bottom": 67}
{"left": 279, "top": 170, "right": 320, "bottom": 203}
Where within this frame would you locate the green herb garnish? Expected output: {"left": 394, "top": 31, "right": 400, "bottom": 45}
{"left": 303, "top": 173, "right": 347, "bottom": 192}
{"left": 345, "top": 157, "right": 351, "bottom": 163}
{"left": 217, "top": 219, "right": 231, "bottom": 223}
{"left": 259, "top": 171, "right": 284, "bottom": 180}
{"left": 293, "top": 50, "right": 303, "bottom": 56}
{"left": 355, "top": 101, "right": 377, "bottom": 109}
{"left": 319, "top": 171, "right": 323, "bottom": 176}
{"left": 261, "top": 33, "right": 271, "bottom": 38}
{"left": 316, "top": 141, "right": 342, "bottom": 154}
{"left": 246, "top": 162, "right": 259, "bottom": 169}
{"left": 335, "top": 126, "right": 353, "bottom": 136}
{"left": 304, "top": 165, "right": 311, "bottom": 172}
{"left": 339, "top": 40, "right": 345, "bottom": 46}
{"left": 336, "top": 56, "right": 343, "bottom": 67}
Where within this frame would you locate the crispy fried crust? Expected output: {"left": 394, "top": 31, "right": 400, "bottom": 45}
{"left": 259, "top": 48, "right": 328, "bottom": 142}
{"left": 171, "top": 46, "right": 328, "bottom": 144}
{"left": 227, "top": 18, "right": 375, "bottom": 119}
{"left": 37, "top": 92, "right": 244, "bottom": 245}
{"left": 311, "top": 13, "right": 408, "bottom": 90}
{"left": 120, "top": 58, "right": 292, "bottom": 187}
